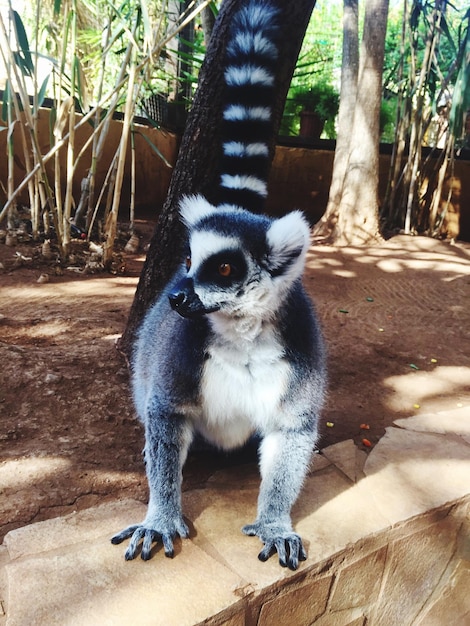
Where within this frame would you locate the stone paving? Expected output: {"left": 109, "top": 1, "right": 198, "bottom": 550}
{"left": 1, "top": 407, "right": 469, "bottom": 625}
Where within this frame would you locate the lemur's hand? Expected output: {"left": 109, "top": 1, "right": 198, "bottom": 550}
{"left": 111, "top": 518, "right": 189, "bottom": 561}
{"left": 242, "top": 521, "right": 307, "bottom": 571}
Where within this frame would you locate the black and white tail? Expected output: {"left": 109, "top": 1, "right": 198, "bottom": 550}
{"left": 217, "top": 0, "right": 280, "bottom": 213}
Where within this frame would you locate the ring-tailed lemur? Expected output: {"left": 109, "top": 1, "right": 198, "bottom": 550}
{"left": 112, "top": 0, "right": 326, "bottom": 571}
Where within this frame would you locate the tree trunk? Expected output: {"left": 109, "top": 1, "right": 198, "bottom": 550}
{"left": 313, "top": 0, "right": 358, "bottom": 239}
{"left": 313, "top": 0, "right": 389, "bottom": 245}
{"left": 199, "top": 0, "right": 216, "bottom": 44}
{"left": 118, "top": 0, "right": 317, "bottom": 358}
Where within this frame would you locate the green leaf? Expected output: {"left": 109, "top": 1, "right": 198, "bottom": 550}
{"left": 60, "top": 9, "right": 74, "bottom": 75}
{"left": 449, "top": 34, "right": 470, "bottom": 139}
{"left": 410, "top": 2, "right": 422, "bottom": 32}
{"left": 440, "top": 15, "right": 457, "bottom": 57}
{"left": 208, "top": 1, "right": 219, "bottom": 19}
{"left": 37, "top": 75, "right": 50, "bottom": 108}
{"left": 135, "top": 130, "right": 173, "bottom": 168}
{"left": 74, "top": 55, "right": 89, "bottom": 113}
{"left": 12, "top": 10, "right": 34, "bottom": 76}
{"left": 139, "top": 0, "right": 152, "bottom": 51}
{"left": 1, "top": 80, "right": 11, "bottom": 123}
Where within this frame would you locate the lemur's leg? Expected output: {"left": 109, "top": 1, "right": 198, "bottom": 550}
{"left": 112, "top": 405, "right": 193, "bottom": 560}
{"left": 242, "top": 426, "right": 317, "bottom": 570}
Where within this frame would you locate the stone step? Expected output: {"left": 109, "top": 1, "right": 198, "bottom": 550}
{"left": 1, "top": 408, "right": 469, "bottom": 625}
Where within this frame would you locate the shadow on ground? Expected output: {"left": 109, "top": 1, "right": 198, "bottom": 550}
{"left": 0, "top": 230, "right": 469, "bottom": 540}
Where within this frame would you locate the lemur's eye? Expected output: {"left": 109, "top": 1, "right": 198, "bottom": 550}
{"left": 218, "top": 263, "right": 232, "bottom": 277}
{"left": 185, "top": 256, "right": 192, "bottom": 271}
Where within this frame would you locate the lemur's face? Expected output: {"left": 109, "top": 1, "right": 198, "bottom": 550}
{"left": 168, "top": 195, "right": 311, "bottom": 321}
{"left": 177, "top": 233, "right": 265, "bottom": 318}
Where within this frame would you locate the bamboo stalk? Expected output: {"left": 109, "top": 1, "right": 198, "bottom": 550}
{"left": 87, "top": 149, "right": 119, "bottom": 240}
{"left": 0, "top": 0, "right": 212, "bottom": 262}
{"left": 428, "top": 134, "right": 453, "bottom": 234}
{"left": 404, "top": 0, "right": 444, "bottom": 234}
{"left": 0, "top": 5, "right": 57, "bottom": 241}
{"left": 130, "top": 124, "right": 136, "bottom": 233}
{"left": 382, "top": 0, "right": 409, "bottom": 223}
{"left": 62, "top": 1, "right": 77, "bottom": 259}
{"left": 81, "top": 15, "right": 112, "bottom": 231}
{"left": 103, "top": 55, "right": 137, "bottom": 266}
{"left": 0, "top": 8, "right": 38, "bottom": 230}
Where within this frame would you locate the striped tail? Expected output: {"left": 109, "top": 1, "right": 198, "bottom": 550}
{"left": 217, "top": 0, "right": 280, "bottom": 213}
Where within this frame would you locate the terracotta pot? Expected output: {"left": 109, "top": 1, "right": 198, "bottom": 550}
{"left": 299, "top": 110, "right": 325, "bottom": 139}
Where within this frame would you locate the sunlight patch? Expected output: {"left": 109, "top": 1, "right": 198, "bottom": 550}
{"left": 0, "top": 456, "right": 71, "bottom": 490}
{"left": 22, "top": 320, "right": 70, "bottom": 339}
{"left": 102, "top": 333, "right": 122, "bottom": 343}
{"left": 384, "top": 366, "right": 470, "bottom": 410}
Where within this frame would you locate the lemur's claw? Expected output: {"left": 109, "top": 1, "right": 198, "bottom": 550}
{"left": 111, "top": 524, "right": 140, "bottom": 546}
{"left": 242, "top": 523, "right": 307, "bottom": 570}
{"left": 112, "top": 520, "right": 188, "bottom": 561}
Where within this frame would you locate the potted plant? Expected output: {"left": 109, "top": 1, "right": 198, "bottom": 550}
{"left": 292, "top": 82, "right": 339, "bottom": 138}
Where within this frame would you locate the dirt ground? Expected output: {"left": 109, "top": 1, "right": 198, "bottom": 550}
{"left": 1, "top": 221, "right": 469, "bottom": 542}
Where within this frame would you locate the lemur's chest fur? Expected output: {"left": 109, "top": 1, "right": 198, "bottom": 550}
{"left": 197, "top": 318, "right": 290, "bottom": 449}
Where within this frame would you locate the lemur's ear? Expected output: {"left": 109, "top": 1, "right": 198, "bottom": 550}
{"left": 179, "top": 195, "right": 218, "bottom": 228}
{"left": 266, "top": 211, "right": 310, "bottom": 279}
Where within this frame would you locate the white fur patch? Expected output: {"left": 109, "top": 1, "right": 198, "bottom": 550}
{"left": 266, "top": 211, "right": 310, "bottom": 282}
{"left": 252, "top": 32, "right": 278, "bottom": 57}
{"left": 207, "top": 269, "right": 282, "bottom": 324}
{"left": 223, "top": 141, "right": 269, "bottom": 157}
{"left": 220, "top": 174, "right": 267, "bottom": 196}
{"left": 179, "top": 195, "right": 218, "bottom": 228}
{"left": 230, "top": 32, "right": 277, "bottom": 58}
{"left": 216, "top": 203, "right": 248, "bottom": 213}
{"left": 189, "top": 230, "right": 238, "bottom": 273}
{"left": 199, "top": 323, "right": 290, "bottom": 449}
{"left": 223, "top": 105, "right": 271, "bottom": 122}
{"left": 242, "top": 3, "right": 279, "bottom": 32}
{"left": 225, "top": 65, "right": 274, "bottom": 87}
{"left": 259, "top": 431, "right": 282, "bottom": 479}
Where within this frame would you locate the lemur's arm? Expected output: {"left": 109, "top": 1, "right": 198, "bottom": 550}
{"left": 111, "top": 409, "right": 192, "bottom": 560}
{"left": 242, "top": 426, "right": 317, "bottom": 570}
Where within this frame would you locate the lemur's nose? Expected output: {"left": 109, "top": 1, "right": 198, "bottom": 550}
{"left": 168, "top": 291, "right": 185, "bottom": 309}
{"left": 168, "top": 277, "right": 199, "bottom": 316}
{"left": 168, "top": 277, "right": 219, "bottom": 318}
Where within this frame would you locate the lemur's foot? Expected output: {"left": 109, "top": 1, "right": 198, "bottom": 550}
{"left": 111, "top": 519, "right": 189, "bottom": 561}
{"left": 242, "top": 522, "right": 307, "bottom": 571}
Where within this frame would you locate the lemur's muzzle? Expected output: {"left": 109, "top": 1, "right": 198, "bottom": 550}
{"left": 168, "top": 277, "right": 220, "bottom": 318}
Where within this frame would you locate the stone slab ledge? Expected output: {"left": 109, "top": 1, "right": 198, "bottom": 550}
{"left": 1, "top": 407, "right": 469, "bottom": 625}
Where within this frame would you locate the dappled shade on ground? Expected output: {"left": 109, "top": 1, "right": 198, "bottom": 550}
{"left": 0, "top": 227, "right": 469, "bottom": 540}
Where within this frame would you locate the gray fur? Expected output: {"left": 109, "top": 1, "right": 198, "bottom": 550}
{"left": 112, "top": 0, "right": 326, "bottom": 571}
{"left": 112, "top": 201, "right": 326, "bottom": 570}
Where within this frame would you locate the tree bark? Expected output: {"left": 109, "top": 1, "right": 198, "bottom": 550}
{"left": 313, "top": 0, "right": 358, "bottom": 239}
{"left": 198, "top": 0, "right": 216, "bottom": 44}
{"left": 118, "top": 0, "right": 317, "bottom": 358}
{"left": 313, "top": 0, "right": 389, "bottom": 245}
